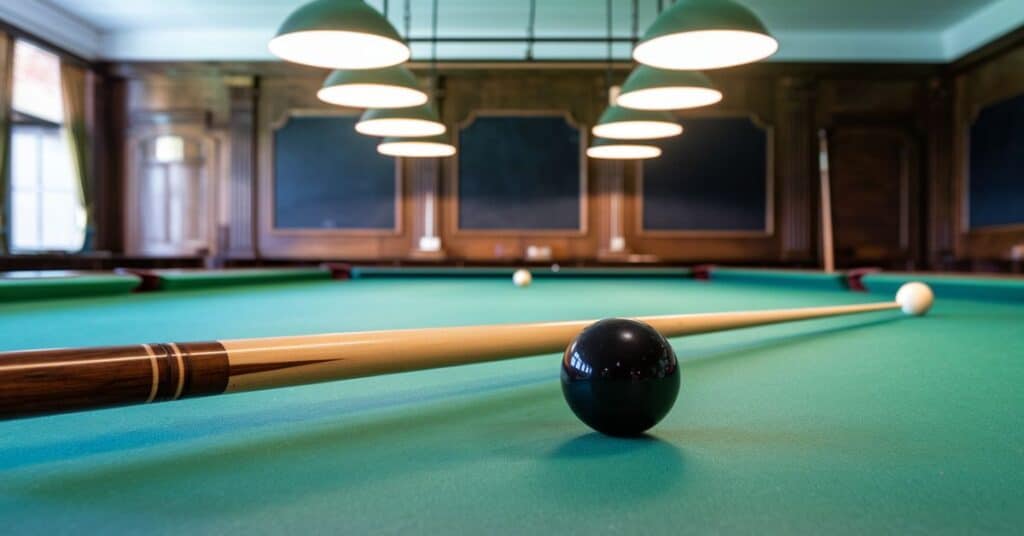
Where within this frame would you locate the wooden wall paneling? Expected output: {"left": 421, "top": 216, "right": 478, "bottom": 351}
{"left": 826, "top": 126, "right": 921, "bottom": 268}
{"left": 594, "top": 159, "right": 631, "bottom": 260}
{"left": 621, "top": 75, "right": 781, "bottom": 263}
{"left": 407, "top": 157, "right": 445, "bottom": 259}
{"left": 925, "top": 77, "right": 955, "bottom": 269}
{"left": 117, "top": 72, "right": 233, "bottom": 259}
{"left": 96, "top": 61, "right": 966, "bottom": 267}
{"left": 93, "top": 73, "right": 127, "bottom": 253}
{"left": 953, "top": 44, "right": 1024, "bottom": 261}
{"left": 776, "top": 76, "right": 817, "bottom": 263}
{"left": 123, "top": 113, "right": 226, "bottom": 257}
{"left": 224, "top": 77, "right": 257, "bottom": 259}
{"left": 438, "top": 71, "right": 605, "bottom": 262}
{"left": 637, "top": 117, "right": 774, "bottom": 235}
{"left": 256, "top": 76, "right": 413, "bottom": 259}
{"left": 816, "top": 78, "right": 932, "bottom": 269}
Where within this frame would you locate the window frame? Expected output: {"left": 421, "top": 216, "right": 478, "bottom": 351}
{"left": 4, "top": 38, "right": 86, "bottom": 255}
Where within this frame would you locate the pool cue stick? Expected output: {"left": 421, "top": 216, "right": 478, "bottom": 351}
{"left": 0, "top": 295, "right": 923, "bottom": 420}
{"left": 818, "top": 129, "right": 836, "bottom": 274}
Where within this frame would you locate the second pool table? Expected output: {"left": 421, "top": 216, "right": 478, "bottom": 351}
{"left": 1, "top": 267, "right": 1022, "bottom": 534}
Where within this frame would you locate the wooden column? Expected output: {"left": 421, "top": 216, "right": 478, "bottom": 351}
{"left": 776, "top": 76, "right": 817, "bottom": 263}
{"left": 924, "top": 76, "right": 955, "bottom": 270}
{"left": 409, "top": 157, "right": 445, "bottom": 259}
{"left": 595, "top": 158, "right": 631, "bottom": 260}
{"left": 224, "top": 77, "right": 258, "bottom": 258}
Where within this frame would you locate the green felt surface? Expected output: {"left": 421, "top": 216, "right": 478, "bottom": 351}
{"left": 351, "top": 266, "right": 692, "bottom": 278}
{"left": 863, "top": 272, "right": 1024, "bottom": 302}
{"left": 0, "top": 273, "right": 140, "bottom": 302}
{"left": 1, "top": 274, "right": 1022, "bottom": 534}
{"left": 709, "top": 267, "right": 849, "bottom": 289}
{"left": 152, "top": 268, "right": 330, "bottom": 290}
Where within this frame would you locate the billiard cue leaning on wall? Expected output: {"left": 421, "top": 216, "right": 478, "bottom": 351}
{"left": 0, "top": 283, "right": 933, "bottom": 420}
{"left": 818, "top": 129, "right": 836, "bottom": 274}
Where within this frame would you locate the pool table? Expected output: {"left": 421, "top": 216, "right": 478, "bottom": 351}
{"left": 1, "top": 267, "right": 1022, "bottom": 534}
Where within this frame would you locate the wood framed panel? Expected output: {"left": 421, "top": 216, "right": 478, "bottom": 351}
{"left": 270, "top": 112, "right": 402, "bottom": 235}
{"left": 635, "top": 115, "right": 775, "bottom": 238}
{"left": 123, "top": 111, "right": 226, "bottom": 258}
{"left": 451, "top": 110, "right": 587, "bottom": 235}
{"left": 438, "top": 71, "right": 605, "bottom": 262}
{"left": 952, "top": 44, "right": 1024, "bottom": 261}
{"left": 825, "top": 125, "right": 921, "bottom": 268}
{"left": 256, "top": 76, "right": 413, "bottom": 259}
{"left": 621, "top": 83, "right": 784, "bottom": 263}
{"left": 101, "top": 61, "right": 960, "bottom": 267}
{"left": 962, "top": 94, "right": 1024, "bottom": 231}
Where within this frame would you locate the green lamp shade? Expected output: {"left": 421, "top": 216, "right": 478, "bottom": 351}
{"left": 269, "top": 0, "right": 410, "bottom": 69}
{"left": 318, "top": 66, "right": 428, "bottom": 109}
{"left": 617, "top": 66, "right": 722, "bottom": 111}
{"left": 378, "top": 134, "right": 457, "bottom": 158}
{"left": 592, "top": 106, "right": 682, "bottom": 140}
{"left": 586, "top": 138, "right": 662, "bottom": 160}
{"left": 357, "top": 104, "right": 447, "bottom": 137}
{"left": 633, "top": 0, "right": 778, "bottom": 70}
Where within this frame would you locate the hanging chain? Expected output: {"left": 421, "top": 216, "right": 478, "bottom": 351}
{"left": 605, "top": 0, "right": 613, "bottom": 92}
{"left": 631, "top": 0, "right": 639, "bottom": 45}
{"left": 431, "top": 0, "right": 440, "bottom": 95}
{"left": 404, "top": 0, "right": 412, "bottom": 44}
{"left": 526, "top": 0, "right": 537, "bottom": 61}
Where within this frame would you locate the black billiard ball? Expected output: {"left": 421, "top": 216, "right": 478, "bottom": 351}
{"left": 560, "top": 318, "right": 680, "bottom": 436}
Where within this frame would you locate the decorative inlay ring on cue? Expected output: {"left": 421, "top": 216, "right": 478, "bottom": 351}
{"left": 142, "top": 344, "right": 160, "bottom": 403}
{"left": 169, "top": 343, "right": 187, "bottom": 400}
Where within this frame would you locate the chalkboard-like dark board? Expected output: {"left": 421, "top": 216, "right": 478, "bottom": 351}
{"left": 642, "top": 117, "right": 768, "bottom": 232}
{"left": 969, "top": 93, "right": 1024, "bottom": 228}
{"left": 274, "top": 116, "right": 396, "bottom": 230}
{"left": 458, "top": 115, "right": 582, "bottom": 230}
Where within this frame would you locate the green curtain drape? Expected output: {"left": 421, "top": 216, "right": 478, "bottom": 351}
{"left": 60, "top": 61, "right": 94, "bottom": 251}
{"left": 0, "top": 32, "right": 14, "bottom": 254}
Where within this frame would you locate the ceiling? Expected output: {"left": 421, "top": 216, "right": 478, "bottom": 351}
{"left": 1, "top": 0, "right": 1022, "bottom": 63}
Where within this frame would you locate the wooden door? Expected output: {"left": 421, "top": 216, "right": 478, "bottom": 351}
{"left": 827, "top": 126, "right": 921, "bottom": 268}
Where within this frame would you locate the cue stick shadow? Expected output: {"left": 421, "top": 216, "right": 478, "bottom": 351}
{"left": 0, "top": 368, "right": 555, "bottom": 471}
{"left": 5, "top": 381, "right": 572, "bottom": 513}
{"left": 8, "top": 380, "right": 687, "bottom": 512}
{"left": 675, "top": 315, "right": 902, "bottom": 369}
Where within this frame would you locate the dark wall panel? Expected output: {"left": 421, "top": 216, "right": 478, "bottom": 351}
{"left": 642, "top": 117, "right": 768, "bottom": 231}
{"left": 969, "top": 93, "right": 1024, "bottom": 228}
{"left": 458, "top": 116, "right": 581, "bottom": 230}
{"left": 274, "top": 116, "right": 395, "bottom": 229}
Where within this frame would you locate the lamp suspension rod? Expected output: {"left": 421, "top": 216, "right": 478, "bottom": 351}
{"left": 404, "top": 0, "right": 412, "bottom": 44}
{"left": 605, "top": 0, "right": 613, "bottom": 91}
{"left": 402, "top": 36, "right": 635, "bottom": 43}
{"left": 631, "top": 0, "right": 639, "bottom": 45}
{"left": 430, "top": 0, "right": 440, "bottom": 95}
{"left": 526, "top": 0, "right": 537, "bottom": 60}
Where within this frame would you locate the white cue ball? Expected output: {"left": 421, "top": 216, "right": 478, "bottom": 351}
{"left": 513, "top": 269, "right": 533, "bottom": 287}
{"left": 896, "top": 282, "right": 934, "bottom": 316}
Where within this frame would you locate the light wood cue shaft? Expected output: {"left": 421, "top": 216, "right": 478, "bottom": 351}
{"left": 818, "top": 129, "right": 836, "bottom": 274}
{"left": 0, "top": 300, "right": 899, "bottom": 420}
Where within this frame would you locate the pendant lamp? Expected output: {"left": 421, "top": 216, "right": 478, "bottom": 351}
{"left": 633, "top": 0, "right": 778, "bottom": 70}
{"left": 269, "top": 0, "right": 410, "bottom": 69}
{"left": 318, "top": 66, "right": 428, "bottom": 109}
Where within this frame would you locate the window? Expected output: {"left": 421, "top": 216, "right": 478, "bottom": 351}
{"left": 8, "top": 40, "right": 85, "bottom": 252}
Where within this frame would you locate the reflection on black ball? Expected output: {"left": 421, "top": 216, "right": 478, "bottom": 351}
{"left": 560, "top": 318, "right": 680, "bottom": 436}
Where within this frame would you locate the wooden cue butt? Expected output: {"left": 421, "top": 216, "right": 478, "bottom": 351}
{"left": 0, "top": 342, "right": 230, "bottom": 419}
